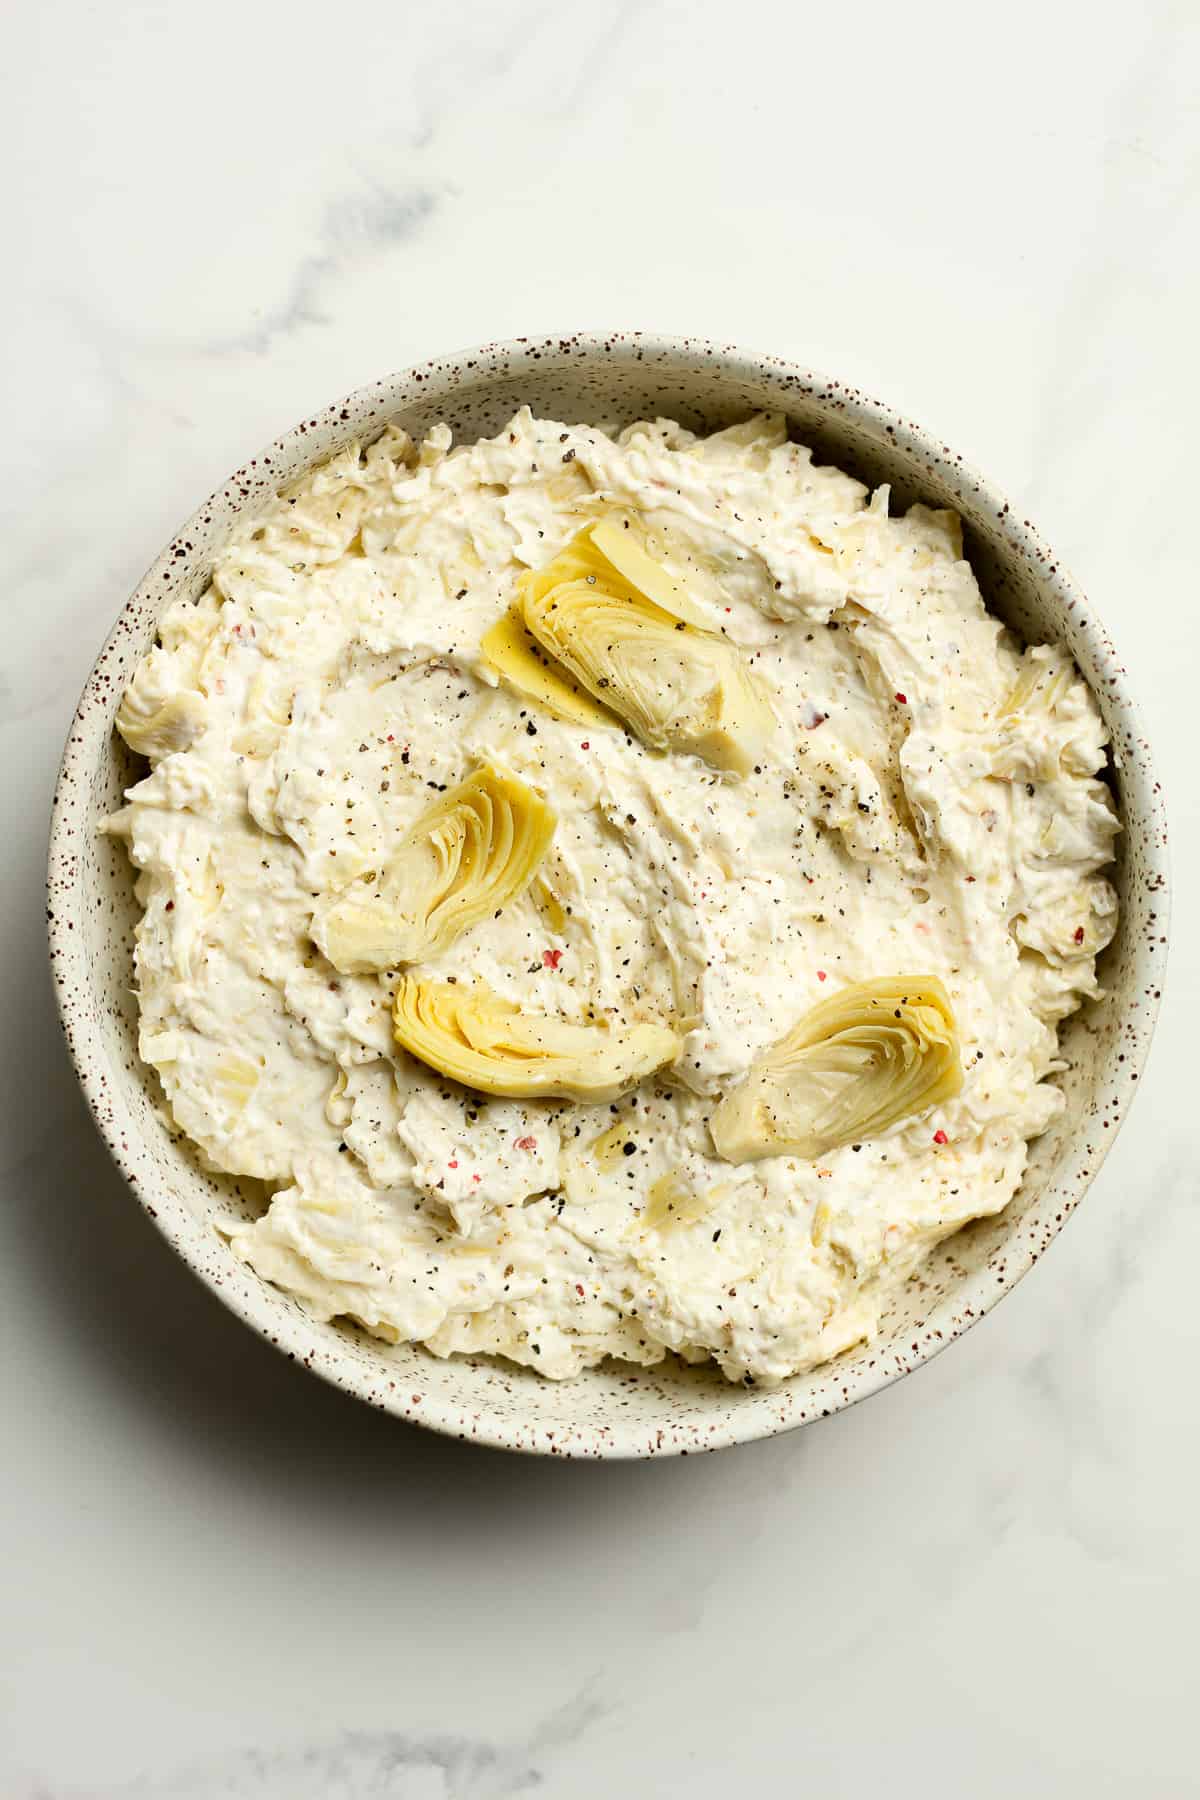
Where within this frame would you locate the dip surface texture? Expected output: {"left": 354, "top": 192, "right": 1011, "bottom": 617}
{"left": 106, "top": 412, "right": 1119, "bottom": 1383}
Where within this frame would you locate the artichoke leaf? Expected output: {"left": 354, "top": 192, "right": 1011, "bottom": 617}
{"left": 710, "top": 977, "right": 963, "bottom": 1163}
{"left": 393, "top": 976, "right": 680, "bottom": 1103}
{"left": 479, "top": 606, "right": 619, "bottom": 729}
{"left": 313, "top": 764, "right": 555, "bottom": 974}
{"left": 519, "top": 517, "right": 774, "bottom": 776}
{"left": 585, "top": 516, "right": 710, "bottom": 624}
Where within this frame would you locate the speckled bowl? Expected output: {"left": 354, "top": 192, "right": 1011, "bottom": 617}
{"left": 47, "top": 334, "right": 1168, "bottom": 1457}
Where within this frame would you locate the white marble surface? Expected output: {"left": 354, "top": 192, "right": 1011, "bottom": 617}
{"left": 4, "top": 1, "right": 1197, "bottom": 1793}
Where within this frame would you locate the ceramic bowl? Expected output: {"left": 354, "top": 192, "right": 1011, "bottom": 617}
{"left": 46, "top": 333, "right": 1168, "bottom": 1457}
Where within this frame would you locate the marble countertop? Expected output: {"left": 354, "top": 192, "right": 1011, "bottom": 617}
{"left": 5, "top": 1, "right": 1197, "bottom": 1793}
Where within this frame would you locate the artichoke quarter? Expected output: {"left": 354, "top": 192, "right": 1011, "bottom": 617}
{"left": 710, "top": 977, "right": 963, "bottom": 1163}
{"left": 313, "top": 764, "right": 555, "bottom": 975}
{"left": 392, "top": 976, "right": 680, "bottom": 1102}
{"left": 518, "top": 517, "right": 774, "bottom": 775}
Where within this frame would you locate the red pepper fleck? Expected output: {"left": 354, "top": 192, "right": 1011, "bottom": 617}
{"left": 575, "top": 1283, "right": 585, "bottom": 1297}
{"left": 817, "top": 969, "right": 827, "bottom": 982}
{"left": 387, "top": 734, "right": 394, "bottom": 742}
{"left": 542, "top": 948, "right": 563, "bottom": 969}
{"left": 933, "top": 1129, "right": 948, "bottom": 1146}
{"left": 515, "top": 1135, "right": 537, "bottom": 1151}
{"left": 471, "top": 1173, "right": 481, "bottom": 1183}
{"left": 895, "top": 692, "right": 907, "bottom": 704}
{"left": 1073, "top": 926, "right": 1085, "bottom": 944}
{"left": 448, "top": 1160, "right": 458, "bottom": 1169}
{"left": 580, "top": 740, "right": 590, "bottom": 750}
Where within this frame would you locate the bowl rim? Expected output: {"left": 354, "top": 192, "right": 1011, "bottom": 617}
{"left": 46, "top": 330, "right": 1170, "bottom": 1457}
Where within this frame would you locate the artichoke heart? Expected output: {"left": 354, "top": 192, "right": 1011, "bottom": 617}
{"left": 392, "top": 976, "right": 680, "bottom": 1102}
{"left": 313, "top": 764, "right": 555, "bottom": 974}
{"left": 519, "top": 517, "right": 774, "bottom": 775}
{"left": 710, "top": 977, "right": 963, "bottom": 1163}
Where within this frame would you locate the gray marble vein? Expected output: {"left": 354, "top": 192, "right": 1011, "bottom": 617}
{"left": 198, "top": 187, "right": 443, "bottom": 359}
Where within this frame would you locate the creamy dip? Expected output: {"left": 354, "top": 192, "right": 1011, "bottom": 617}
{"left": 105, "top": 411, "right": 1119, "bottom": 1383}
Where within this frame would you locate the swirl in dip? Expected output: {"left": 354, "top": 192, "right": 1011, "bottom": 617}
{"left": 105, "top": 411, "right": 1118, "bottom": 1384}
